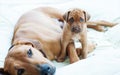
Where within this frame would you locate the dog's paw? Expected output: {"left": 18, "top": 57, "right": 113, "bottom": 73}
{"left": 56, "top": 57, "right": 65, "bottom": 62}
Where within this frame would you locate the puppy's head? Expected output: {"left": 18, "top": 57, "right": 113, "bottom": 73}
{"left": 63, "top": 8, "right": 90, "bottom": 33}
{"left": 1, "top": 39, "right": 56, "bottom": 75}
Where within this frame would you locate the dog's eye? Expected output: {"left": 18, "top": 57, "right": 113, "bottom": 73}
{"left": 80, "top": 17, "right": 84, "bottom": 22}
{"left": 69, "top": 17, "right": 74, "bottom": 23}
{"left": 27, "top": 49, "right": 33, "bottom": 57}
{"left": 17, "top": 69, "right": 25, "bottom": 75}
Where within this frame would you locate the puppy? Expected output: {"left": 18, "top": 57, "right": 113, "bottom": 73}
{"left": 57, "top": 8, "right": 90, "bottom": 62}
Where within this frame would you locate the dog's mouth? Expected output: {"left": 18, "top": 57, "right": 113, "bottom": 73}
{"left": 71, "top": 27, "right": 81, "bottom": 33}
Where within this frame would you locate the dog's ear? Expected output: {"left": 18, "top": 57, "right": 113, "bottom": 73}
{"left": 0, "top": 68, "right": 10, "bottom": 75}
{"left": 63, "top": 11, "right": 71, "bottom": 22}
{"left": 13, "top": 38, "right": 42, "bottom": 50}
{"left": 83, "top": 11, "right": 90, "bottom": 22}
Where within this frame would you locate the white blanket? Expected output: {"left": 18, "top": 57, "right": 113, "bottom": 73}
{"left": 0, "top": 0, "right": 120, "bottom": 75}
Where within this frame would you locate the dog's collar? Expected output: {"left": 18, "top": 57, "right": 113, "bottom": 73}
{"left": 8, "top": 44, "right": 47, "bottom": 58}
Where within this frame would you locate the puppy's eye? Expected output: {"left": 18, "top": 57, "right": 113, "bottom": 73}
{"left": 17, "top": 69, "right": 25, "bottom": 75}
{"left": 80, "top": 17, "right": 84, "bottom": 22}
{"left": 69, "top": 17, "right": 74, "bottom": 23}
{"left": 27, "top": 49, "right": 33, "bottom": 57}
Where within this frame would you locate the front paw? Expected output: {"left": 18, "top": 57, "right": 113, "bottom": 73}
{"left": 56, "top": 57, "right": 66, "bottom": 62}
{"left": 81, "top": 52, "right": 87, "bottom": 59}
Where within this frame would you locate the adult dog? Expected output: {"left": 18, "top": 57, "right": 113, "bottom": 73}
{"left": 0, "top": 7, "right": 64, "bottom": 75}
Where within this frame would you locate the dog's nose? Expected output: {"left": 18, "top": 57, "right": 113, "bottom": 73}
{"left": 36, "top": 64, "right": 56, "bottom": 75}
{"left": 71, "top": 27, "right": 81, "bottom": 33}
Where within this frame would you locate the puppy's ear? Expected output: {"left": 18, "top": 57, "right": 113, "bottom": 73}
{"left": 83, "top": 11, "right": 90, "bottom": 22}
{"left": 63, "top": 11, "right": 71, "bottom": 22}
{"left": 13, "top": 38, "right": 42, "bottom": 50}
{"left": 0, "top": 68, "right": 10, "bottom": 75}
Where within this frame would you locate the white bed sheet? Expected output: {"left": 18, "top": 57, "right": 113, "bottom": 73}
{"left": 0, "top": 0, "right": 120, "bottom": 75}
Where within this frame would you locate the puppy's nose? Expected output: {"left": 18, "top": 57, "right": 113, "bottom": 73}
{"left": 71, "top": 27, "right": 81, "bottom": 33}
{"left": 36, "top": 64, "right": 56, "bottom": 75}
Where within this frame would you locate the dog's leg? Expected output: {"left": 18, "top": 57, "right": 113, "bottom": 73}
{"left": 81, "top": 40, "right": 88, "bottom": 59}
{"left": 87, "top": 21, "right": 118, "bottom": 32}
{"left": 80, "top": 31, "right": 88, "bottom": 59}
{"left": 87, "top": 24, "right": 106, "bottom": 32}
{"left": 67, "top": 42, "right": 79, "bottom": 64}
{"left": 87, "top": 42, "right": 96, "bottom": 53}
{"left": 87, "top": 21, "right": 117, "bottom": 27}
{"left": 76, "top": 48, "right": 82, "bottom": 56}
{"left": 76, "top": 41, "right": 96, "bottom": 57}
{"left": 57, "top": 25, "right": 71, "bottom": 62}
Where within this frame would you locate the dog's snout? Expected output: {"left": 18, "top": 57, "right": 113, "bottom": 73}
{"left": 71, "top": 26, "right": 81, "bottom": 33}
{"left": 36, "top": 64, "right": 56, "bottom": 75}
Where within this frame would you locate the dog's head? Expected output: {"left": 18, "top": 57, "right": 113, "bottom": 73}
{"left": 0, "top": 38, "right": 56, "bottom": 75}
{"left": 63, "top": 8, "right": 90, "bottom": 33}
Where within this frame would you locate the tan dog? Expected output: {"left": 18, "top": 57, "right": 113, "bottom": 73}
{"left": 0, "top": 7, "right": 65, "bottom": 75}
{"left": 57, "top": 8, "right": 90, "bottom": 62}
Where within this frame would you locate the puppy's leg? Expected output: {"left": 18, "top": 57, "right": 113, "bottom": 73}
{"left": 81, "top": 41, "right": 88, "bottom": 59}
{"left": 80, "top": 33, "right": 88, "bottom": 59}
{"left": 57, "top": 25, "right": 71, "bottom": 62}
{"left": 57, "top": 39, "right": 69, "bottom": 62}
{"left": 67, "top": 42, "right": 79, "bottom": 64}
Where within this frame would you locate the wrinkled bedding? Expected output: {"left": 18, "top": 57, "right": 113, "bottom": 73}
{"left": 0, "top": 0, "right": 120, "bottom": 75}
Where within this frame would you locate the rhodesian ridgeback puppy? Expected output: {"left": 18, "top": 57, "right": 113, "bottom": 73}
{"left": 0, "top": 7, "right": 117, "bottom": 75}
{"left": 57, "top": 8, "right": 90, "bottom": 62}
